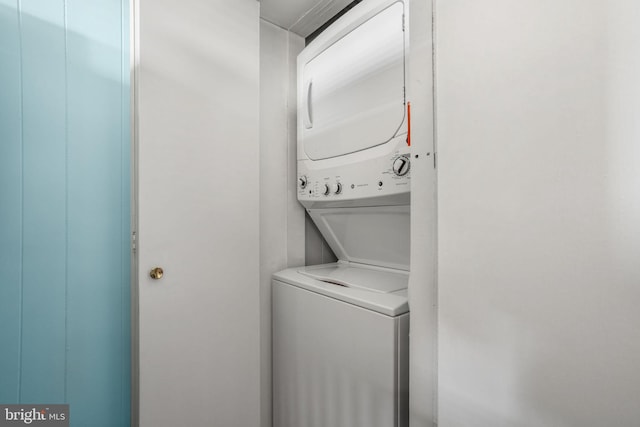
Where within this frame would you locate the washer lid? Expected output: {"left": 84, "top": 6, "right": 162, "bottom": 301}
{"left": 308, "top": 205, "right": 410, "bottom": 271}
{"left": 299, "top": 264, "right": 408, "bottom": 293}
{"left": 273, "top": 263, "right": 409, "bottom": 316}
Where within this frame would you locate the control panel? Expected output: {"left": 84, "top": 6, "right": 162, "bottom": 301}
{"left": 297, "top": 140, "right": 411, "bottom": 208}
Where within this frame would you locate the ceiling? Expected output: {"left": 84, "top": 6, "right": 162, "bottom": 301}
{"left": 260, "top": 0, "right": 354, "bottom": 37}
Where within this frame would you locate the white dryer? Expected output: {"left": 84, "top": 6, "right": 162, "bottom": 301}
{"left": 273, "top": 0, "right": 410, "bottom": 426}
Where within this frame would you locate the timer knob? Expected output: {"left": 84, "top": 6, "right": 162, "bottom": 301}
{"left": 323, "top": 184, "right": 330, "bottom": 195}
{"left": 392, "top": 156, "right": 410, "bottom": 176}
{"left": 299, "top": 175, "right": 308, "bottom": 189}
{"left": 331, "top": 182, "right": 342, "bottom": 194}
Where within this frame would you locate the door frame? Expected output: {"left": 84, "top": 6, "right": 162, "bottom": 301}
{"left": 129, "top": 0, "right": 140, "bottom": 425}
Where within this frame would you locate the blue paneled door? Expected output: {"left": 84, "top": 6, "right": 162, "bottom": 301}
{"left": 0, "top": 0, "right": 131, "bottom": 426}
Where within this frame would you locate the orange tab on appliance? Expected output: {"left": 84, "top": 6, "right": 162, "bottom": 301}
{"left": 407, "top": 102, "right": 411, "bottom": 146}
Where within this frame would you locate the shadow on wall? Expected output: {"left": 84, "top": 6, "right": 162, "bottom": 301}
{"left": 305, "top": 212, "right": 337, "bottom": 266}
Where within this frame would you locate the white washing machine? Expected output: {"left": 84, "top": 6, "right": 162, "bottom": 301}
{"left": 272, "top": 205, "right": 410, "bottom": 427}
{"left": 273, "top": 0, "right": 411, "bottom": 426}
{"left": 272, "top": 262, "right": 409, "bottom": 427}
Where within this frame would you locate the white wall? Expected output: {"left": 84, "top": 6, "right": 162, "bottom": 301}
{"left": 436, "top": 1, "right": 640, "bottom": 426}
{"left": 305, "top": 214, "right": 337, "bottom": 265}
{"left": 408, "top": 0, "right": 437, "bottom": 426}
{"left": 259, "top": 19, "right": 306, "bottom": 427}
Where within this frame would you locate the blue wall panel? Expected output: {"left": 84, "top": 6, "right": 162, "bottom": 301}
{"left": 66, "top": 0, "right": 130, "bottom": 424}
{"left": 0, "top": 0, "right": 23, "bottom": 404}
{"left": 119, "top": 1, "right": 132, "bottom": 421}
{"left": 0, "top": 0, "right": 130, "bottom": 425}
{"left": 19, "top": 0, "right": 68, "bottom": 403}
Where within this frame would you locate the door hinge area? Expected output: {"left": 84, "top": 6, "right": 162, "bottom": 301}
{"left": 131, "top": 231, "right": 137, "bottom": 254}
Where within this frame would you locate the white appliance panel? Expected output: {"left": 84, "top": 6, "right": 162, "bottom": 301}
{"left": 272, "top": 280, "right": 409, "bottom": 427}
{"left": 297, "top": 134, "right": 411, "bottom": 208}
{"left": 299, "top": 1, "right": 406, "bottom": 160}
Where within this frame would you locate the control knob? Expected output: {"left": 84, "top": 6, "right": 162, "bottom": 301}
{"left": 392, "top": 156, "right": 410, "bottom": 176}
{"left": 322, "top": 184, "right": 330, "bottom": 196}
{"left": 331, "top": 182, "right": 342, "bottom": 194}
{"left": 299, "top": 175, "right": 308, "bottom": 189}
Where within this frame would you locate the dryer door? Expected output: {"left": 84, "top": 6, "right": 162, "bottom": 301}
{"left": 301, "top": 2, "right": 406, "bottom": 160}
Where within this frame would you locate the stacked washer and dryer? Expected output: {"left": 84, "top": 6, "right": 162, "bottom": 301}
{"left": 272, "top": 1, "right": 411, "bottom": 426}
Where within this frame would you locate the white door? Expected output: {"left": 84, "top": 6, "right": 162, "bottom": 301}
{"left": 134, "top": 1, "right": 260, "bottom": 426}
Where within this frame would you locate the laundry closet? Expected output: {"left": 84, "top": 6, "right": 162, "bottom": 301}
{"left": 261, "top": 1, "right": 436, "bottom": 426}
{"left": 136, "top": 0, "right": 434, "bottom": 425}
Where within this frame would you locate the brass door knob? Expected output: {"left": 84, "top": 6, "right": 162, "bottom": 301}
{"left": 149, "top": 267, "right": 164, "bottom": 280}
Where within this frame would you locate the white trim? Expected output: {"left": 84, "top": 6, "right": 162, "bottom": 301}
{"left": 129, "top": 0, "right": 139, "bottom": 425}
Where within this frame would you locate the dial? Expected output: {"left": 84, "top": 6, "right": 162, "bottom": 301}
{"left": 392, "top": 156, "right": 410, "bottom": 176}
{"left": 331, "top": 182, "right": 342, "bottom": 194}
{"left": 322, "top": 184, "right": 330, "bottom": 195}
{"left": 298, "top": 175, "right": 308, "bottom": 189}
